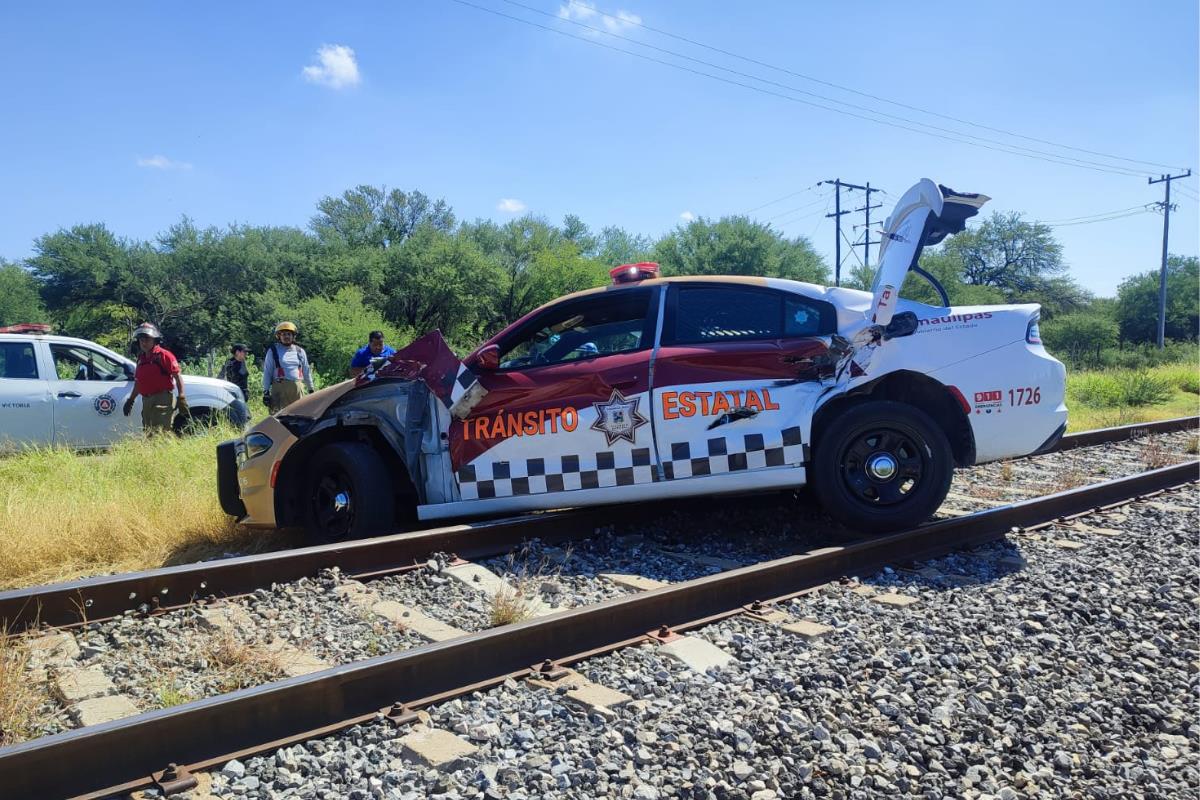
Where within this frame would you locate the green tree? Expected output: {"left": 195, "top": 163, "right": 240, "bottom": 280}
{"left": 595, "top": 226, "right": 654, "bottom": 266}
{"left": 288, "top": 286, "right": 412, "bottom": 384}
{"left": 1040, "top": 312, "right": 1119, "bottom": 367}
{"left": 379, "top": 228, "right": 504, "bottom": 349}
{"left": 652, "top": 216, "right": 828, "bottom": 283}
{"left": 942, "top": 211, "right": 1088, "bottom": 315}
{"left": 1115, "top": 254, "right": 1199, "bottom": 343}
{"left": 0, "top": 260, "right": 48, "bottom": 326}
{"left": 311, "top": 185, "right": 455, "bottom": 249}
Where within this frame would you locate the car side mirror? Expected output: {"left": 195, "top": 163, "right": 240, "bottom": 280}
{"left": 467, "top": 344, "right": 500, "bottom": 371}
{"left": 123, "top": 362, "right": 135, "bottom": 380}
{"left": 882, "top": 311, "right": 919, "bottom": 341}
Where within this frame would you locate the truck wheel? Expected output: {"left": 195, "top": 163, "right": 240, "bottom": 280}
{"left": 304, "top": 442, "right": 395, "bottom": 541}
{"left": 810, "top": 401, "right": 953, "bottom": 533}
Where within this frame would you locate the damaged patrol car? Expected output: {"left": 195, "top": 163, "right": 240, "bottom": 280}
{"left": 218, "top": 180, "right": 1068, "bottom": 540}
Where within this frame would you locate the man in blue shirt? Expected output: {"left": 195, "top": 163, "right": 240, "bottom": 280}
{"left": 350, "top": 330, "right": 397, "bottom": 377}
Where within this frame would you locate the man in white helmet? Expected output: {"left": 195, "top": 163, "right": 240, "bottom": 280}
{"left": 262, "top": 321, "right": 314, "bottom": 413}
{"left": 122, "top": 322, "right": 187, "bottom": 434}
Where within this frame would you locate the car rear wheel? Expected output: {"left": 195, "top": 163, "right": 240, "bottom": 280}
{"left": 810, "top": 400, "right": 953, "bottom": 533}
{"left": 304, "top": 442, "right": 395, "bottom": 542}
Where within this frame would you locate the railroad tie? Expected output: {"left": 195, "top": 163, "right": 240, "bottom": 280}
{"left": 335, "top": 579, "right": 470, "bottom": 641}
{"left": 527, "top": 667, "right": 634, "bottom": 720}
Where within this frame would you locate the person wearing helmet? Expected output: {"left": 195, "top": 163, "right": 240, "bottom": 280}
{"left": 218, "top": 343, "right": 250, "bottom": 398}
{"left": 122, "top": 322, "right": 187, "bottom": 434}
{"left": 262, "top": 322, "right": 314, "bottom": 413}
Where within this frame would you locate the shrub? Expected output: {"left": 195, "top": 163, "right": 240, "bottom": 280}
{"left": 1042, "top": 313, "right": 1117, "bottom": 368}
{"left": 1068, "top": 370, "right": 1174, "bottom": 409}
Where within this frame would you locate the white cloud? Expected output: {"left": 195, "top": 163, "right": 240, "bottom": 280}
{"left": 558, "top": 1, "right": 641, "bottom": 32}
{"left": 302, "top": 44, "right": 361, "bottom": 89}
{"left": 497, "top": 198, "right": 527, "bottom": 213}
{"left": 136, "top": 155, "right": 192, "bottom": 170}
{"left": 679, "top": 211, "right": 695, "bottom": 222}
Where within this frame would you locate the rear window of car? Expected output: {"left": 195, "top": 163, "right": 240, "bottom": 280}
{"left": 665, "top": 286, "right": 835, "bottom": 344}
{"left": 0, "top": 342, "right": 39, "bottom": 379}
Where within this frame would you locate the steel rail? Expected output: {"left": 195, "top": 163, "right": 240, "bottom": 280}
{"left": 1054, "top": 415, "right": 1196, "bottom": 450}
{"left": 1, "top": 416, "right": 1195, "bottom": 633}
{"left": 2, "top": 460, "right": 1195, "bottom": 800}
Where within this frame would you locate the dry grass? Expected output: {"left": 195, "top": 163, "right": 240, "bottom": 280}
{"left": 1186, "top": 435, "right": 1199, "bottom": 456}
{"left": 0, "top": 429, "right": 298, "bottom": 590}
{"left": 998, "top": 462, "right": 1015, "bottom": 482}
{"left": 201, "top": 629, "right": 286, "bottom": 693}
{"left": 1140, "top": 437, "right": 1174, "bottom": 470}
{"left": 1052, "top": 456, "right": 1088, "bottom": 492}
{"left": 0, "top": 631, "right": 41, "bottom": 747}
{"left": 487, "top": 547, "right": 565, "bottom": 628}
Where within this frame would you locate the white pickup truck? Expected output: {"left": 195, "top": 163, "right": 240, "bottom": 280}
{"left": 0, "top": 328, "right": 248, "bottom": 451}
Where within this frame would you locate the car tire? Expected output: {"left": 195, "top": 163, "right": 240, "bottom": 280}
{"left": 810, "top": 400, "right": 953, "bottom": 533}
{"left": 173, "top": 406, "right": 212, "bottom": 436}
{"left": 304, "top": 442, "right": 395, "bottom": 542}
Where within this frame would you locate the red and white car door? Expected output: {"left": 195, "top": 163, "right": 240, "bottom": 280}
{"left": 449, "top": 287, "right": 660, "bottom": 504}
{"left": 649, "top": 283, "right": 836, "bottom": 486}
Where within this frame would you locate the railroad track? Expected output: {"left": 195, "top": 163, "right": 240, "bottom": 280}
{"left": 1, "top": 454, "right": 1196, "bottom": 798}
{"left": 2, "top": 416, "right": 1195, "bottom": 634}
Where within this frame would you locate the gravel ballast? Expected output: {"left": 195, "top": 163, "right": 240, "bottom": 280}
{"left": 191, "top": 485, "right": 1197, "bottom": 799}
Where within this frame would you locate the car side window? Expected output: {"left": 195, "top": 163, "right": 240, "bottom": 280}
{"left": 499, "top": 290, "right": 653, "bottom": 370}
{"left": 0, "top": 342, "right": 40, "bottom": 379}
{"left": 50, "top": 344, "right": 127, "bottom": 381}
{"left": 666, "top": 286, "right": 837, "bottom": 344}
{"left": 785, "top": 296, "right": 829, "bottom": 337}
{"left": 669, "top": 286, "right": 782, "bottom": 343}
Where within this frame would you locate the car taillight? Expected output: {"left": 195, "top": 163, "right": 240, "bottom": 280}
{"left": 1026, "top": 316, "right": 1042, "bottom": 345}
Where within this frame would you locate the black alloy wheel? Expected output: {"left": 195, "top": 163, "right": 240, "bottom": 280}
{"left": 841, "top": 427, "right": 925, "bottom": 506}
{"left": 811, "top": 400, "right": 953, "bottom": 533}
{"left": 304, "top": 442, "right": 395, "bottom": 542}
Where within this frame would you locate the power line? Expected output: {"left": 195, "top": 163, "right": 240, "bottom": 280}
{"left": 548, "top": 0, "right": 1186, "bottom": 172}
{"left": 1040, "top": 204, "right": 1151, "bottom": 223}
{"left": 1045, "top": 208, "right": 1156, "bottom": 227}
{"left": 743, "top": 182, "right": 823, "bottom": 214}
{"left": 762, "top": 193, "right": 831, "bottom": 222}
{"left": 493, "top": 0, "right": 1153, "bottom": 177}
{"left": 450, "top": 0, "right": 1155, "bottom": 177}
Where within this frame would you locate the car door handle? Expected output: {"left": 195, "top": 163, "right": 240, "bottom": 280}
{"left": 57, "top": 391, "right": 81, "bottom": 399}
{"left": 611, "top": 377, "right": 639, "bottom": 389}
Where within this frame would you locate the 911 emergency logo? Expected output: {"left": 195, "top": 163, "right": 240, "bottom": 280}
{"left": 94, "top": 394, "right": 117, "bottom": 416}
{"left": 590, "top": 388, "right": 648, "bottom": 446}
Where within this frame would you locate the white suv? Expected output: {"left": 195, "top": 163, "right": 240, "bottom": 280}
{"left": 0, "top": 330, "right": 248, "bottom": 451}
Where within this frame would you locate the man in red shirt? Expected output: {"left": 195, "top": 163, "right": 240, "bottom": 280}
{"left": 122, "top": 322, "right": 188, "bottom": 434}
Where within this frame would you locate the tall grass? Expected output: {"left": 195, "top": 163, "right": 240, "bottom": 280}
{"left": 0, "top": 428, "right": 295, "bottom": 590}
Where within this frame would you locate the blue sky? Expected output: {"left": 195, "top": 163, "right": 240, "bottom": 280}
{"left": 1, "top": 0, "right": 1196, "bottom": 296}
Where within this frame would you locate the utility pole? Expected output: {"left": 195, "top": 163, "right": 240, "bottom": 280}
{"left": 824, "top": 179, "right": 880, "bottom": 285}
{"left": 853, "top": 181, "right": 883, "bottom": 269}
{"left": 1148, "top": 169, "right": 1191, "bottom": 348}
{"left": 823, "top": 179, "right": 851, "bottom": 286}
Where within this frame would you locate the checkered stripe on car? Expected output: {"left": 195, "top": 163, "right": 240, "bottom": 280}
{"left": 457, "top": 448, "right": 658, "bottom": 500}
{"left": 662, "top": 427, "right": 807, "bottom": 480}
{"left": 456, "top": 427, "right": 808, "bottom": 500}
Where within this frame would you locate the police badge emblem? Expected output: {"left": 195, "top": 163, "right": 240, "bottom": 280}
{"left": 590, "top": 388, "right": 648, "bottom": 446}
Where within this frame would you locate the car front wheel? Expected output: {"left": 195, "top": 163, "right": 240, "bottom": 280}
{"left": 810, "top": 400, "right": 953, "bottom": 533}
{"left": 304, "top": 442, "right": 395, "bottom": 542}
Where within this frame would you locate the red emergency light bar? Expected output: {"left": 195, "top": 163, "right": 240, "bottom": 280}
{"left": 609, "top": 262, "right": 660, "bottom": 285}
{"left": 0, "top": 323, "right": 52, "bottom": 334}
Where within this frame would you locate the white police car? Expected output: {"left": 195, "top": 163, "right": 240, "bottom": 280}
{"left": 0, "top": 326, "right": 248, "bottom": 451}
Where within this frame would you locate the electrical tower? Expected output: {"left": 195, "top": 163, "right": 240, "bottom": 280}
{"left": 823, "top": 179, "right": 880, "bottom": 286}
{"left": 1148, "top": 169, "right": 1191, "bottom": 348}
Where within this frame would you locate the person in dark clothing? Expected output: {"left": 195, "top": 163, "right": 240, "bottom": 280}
{"left": 218, "top": 343, "right": 250, "bottom": 399}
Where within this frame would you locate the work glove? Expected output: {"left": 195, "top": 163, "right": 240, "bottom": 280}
{"left": 262, "top": 390, "right": 272, "bottom": 408}
{"left": 122, "top": 395, "right": 135, "bottom": 417}
{"left": 176, "top": 396, "right": 189, "bottom": 416}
